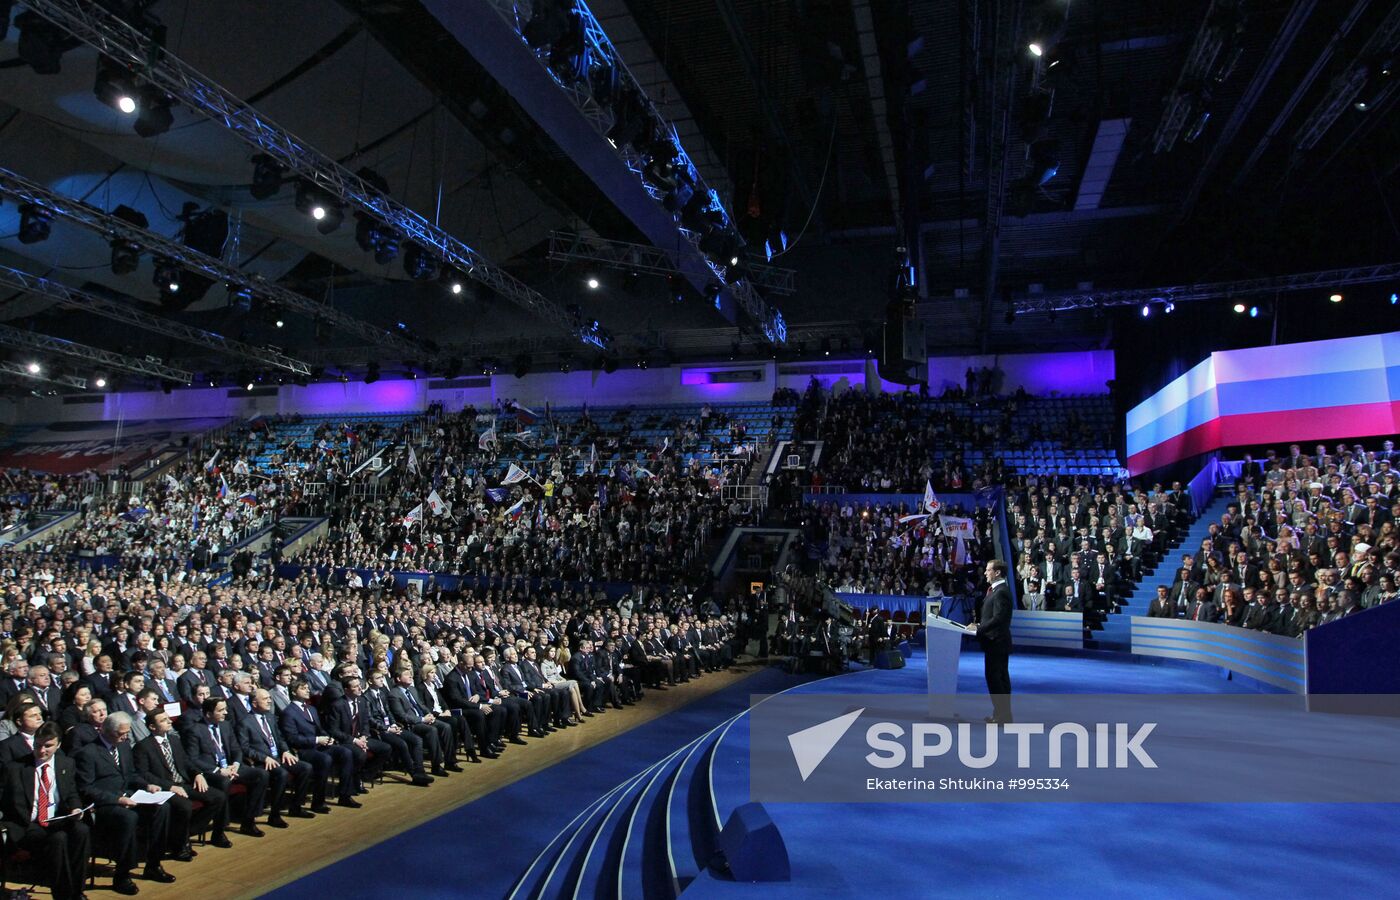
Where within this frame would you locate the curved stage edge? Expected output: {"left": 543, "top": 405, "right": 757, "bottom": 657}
{"left": 690, "top": 649, "right": 1400, "bottom": 899}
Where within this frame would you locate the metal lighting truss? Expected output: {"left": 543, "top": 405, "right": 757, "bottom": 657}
{"left": 0, "top": 360, "right": 87, "bottom": 391}
{"left": 479, "top": 0, "right": 788, "bottom": 344}
{"left": 546, "top": 231, "right": 798, "bottom": 295}
{"left": 1152, "top": 0, "right": 1237, "bottom": 154}
{"left": 0, "top": 323, "right": 191, "bottom": 381}
{"left": 0, "top": 167, "right": 417, "bottom": 361}
{"left": 19, "top": 0, "right": 610, "bottom": 350}
{"left": 1011, "top": 262, "right": 1400, "bottom": 314}
{"left": 1292, "top": 3, "right": 1400, "bottom": 152}
{"left": 0, "top": 263, "right": 312, "bottom": 376}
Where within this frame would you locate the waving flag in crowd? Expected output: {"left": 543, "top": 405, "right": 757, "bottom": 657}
{"left": 232, "top": 458, "right": 250, "bottom": 476}
{"left": 426, "top": 489, "right": 449, "bottom": 516}
{"left": 237, "top": 490, "right": 258, "bottom": 506}
{"left": 502, "top": 462, "right": 531, "bottom": 485}
{"left": 479, "top": 423, "right": 497, "bottom": 451}
{"left": 164, "top": 474, "right": 181, "bottom": 494}
{"left": 407, "top": 445, "right": 420, "bottom": 474}
{"left": 402, "top": 503, "right": 424, "bottom": 527}
{"left": 218, "top": 474, "right": 230, "bottom": 500}
{"left": 204, "top": 450, "right": 220, "bottom": 475}
{"left": 504, "top": 498, "right": 527, "bottom": 521}
{"left": 485, "top": 487, "right": 510, "bottom": 503}
{"left": 923, "top": 480, "right": 941, "bottom": 514}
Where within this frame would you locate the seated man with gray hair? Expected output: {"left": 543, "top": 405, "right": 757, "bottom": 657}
{"left": 74, "top": 710, "right": 177, "bottom": 894}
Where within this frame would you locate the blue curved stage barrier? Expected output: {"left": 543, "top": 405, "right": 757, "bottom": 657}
{"left": 1011, "top": 610, "right": 1084, "bottom": 649}
{"left": 1129, "top": 616, "right": 1306, "bottom": 692}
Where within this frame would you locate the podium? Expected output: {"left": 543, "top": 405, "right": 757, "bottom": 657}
{"left": 923, "top": 610, "right": 970, "bottom": 718}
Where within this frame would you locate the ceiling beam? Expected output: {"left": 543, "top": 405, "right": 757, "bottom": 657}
{"left": 1011, "top": 262, "right": 1400, "bottom": 313}
{"left": 546, "top": 231, "right": 798, "bottom": 295}
{"left": 0, "top": 167, "right": 414, "bottom": 361}
{"left": 0, "top": 264, "right": 312, "bottom": 376}
{"left": 0, "top": 324, "right": 191, "bottom": 382}
{"left": 0, "top": 361, "right": 87, "bottom": 391}
{"left": 19, "top": 0, "right": 612, "bottom": 350}
{"left": 422, "top": 0, "right": 786, "bottom": 344}
{"left": 977, "top": 0, "right": 1024, "bottom": 352}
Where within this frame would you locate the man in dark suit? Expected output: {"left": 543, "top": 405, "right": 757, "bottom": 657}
{"left": 133, "top": 708, "right": 232, "bottom": 857}
{"left": 1146, "top": 585, "right": 1175, "bottom": 619}
{"left": 520, "top": 646, "right": 571, "bottom": 730}
{"left": 972, "top": 560, "right": 1014, "bottom": 724}
{"left": 442, "top": 652, "right": 499, "bottom": 758}
{"left": 73, "top": 711, "right": 176, "bottom": 894}
{"left": 387, "top": 669, "right": 458, "bottom": 774}
{"left": 324, "top": 675, "right": 393, "bottom": 789}
{"left": 0, "top": 657, "right": 29, "bottom": 707}
{"left": 362, "top": 670, "right": 433, "bottom": 786}
{"left": 0, "top": 702, "right": 46, "bottom": 765}
{"left": 567, "top": 640, "right": 609, "bottom": 713}
{"left": 497, "top": 646, "right": 551, "bottom": 737}
{"left": 183, "top": 697, "right": 270, "bottom": 836}
{"left": 0, "top": 722, "right": 91, "bottom": 900}
{"left": 25, "top": 663, "right": 62, "bottom": 721}
{"left": 83, "top": 655, "right": 118, "bottom": 701}
{"left": 278, "top": 679, "right": 356, "bottom": 809}
{"left": 469, "top": 655, "right": 525, "bottom": 744}
{"left": 236, "top": 687, "right": 314, "bottom": 820}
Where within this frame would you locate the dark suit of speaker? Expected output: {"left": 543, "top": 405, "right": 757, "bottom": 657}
{"left": 977, "top": 580, "right": 1014, "bottom": 723}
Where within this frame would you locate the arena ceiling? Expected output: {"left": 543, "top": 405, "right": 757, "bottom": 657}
{"left": 0, "top": 0, "right": 1395, "bottom": 394}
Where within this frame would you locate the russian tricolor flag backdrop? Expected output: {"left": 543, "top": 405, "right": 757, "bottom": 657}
{"left": 1126, "top": 331, "right": 1400, "bottom": 475}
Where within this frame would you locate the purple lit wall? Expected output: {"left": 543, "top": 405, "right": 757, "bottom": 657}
{"left": 5, "top": 350, "right": 1114, "bottom": 426}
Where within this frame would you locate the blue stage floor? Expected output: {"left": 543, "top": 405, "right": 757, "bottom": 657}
{"left": 273, "top": 650, "right": 1400, "bottom": 899}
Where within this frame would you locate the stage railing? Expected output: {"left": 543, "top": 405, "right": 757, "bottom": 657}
{"left": 1130, "top": 616, "right": 1306, "bottom": 692}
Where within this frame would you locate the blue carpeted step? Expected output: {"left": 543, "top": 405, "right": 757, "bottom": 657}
{"left": 509, "top": 769, "right": 653, "bottom": 900}
{"left": 1093, "top": 494, "right": 1235, "bottom": 650}
{"left": 553, "top": 762, "right": 658, "bottom": 900}
{"left": 662, "top": 722, "right": 725, "bottom": 895}
{"left": 616, "top": 717, "right": 743, "bottom": 900}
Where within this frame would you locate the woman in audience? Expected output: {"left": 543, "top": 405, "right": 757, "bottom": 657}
{"left": 78, "top": 638, "right": 102, "bottom": 675}
{"left": 56, "top": 682, "right": 91, "bottom": 732}
{"left": 541, "top": 644, "right": 584, "bottom": 724}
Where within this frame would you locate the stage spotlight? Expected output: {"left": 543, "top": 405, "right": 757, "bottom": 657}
{"left": 450, "top": 281, "right": 463, "bottom": 295}
{"left": 1140, "top": 304, "right": 1151, "bottom": 317}
{"left": 559, "top": 354, "right": 573, "bottom": 374}
{"left": 1028, "top": 42, "right": 1044, "bottom": 57}
{"left": 354, "top": 214, "right": 399, "bottom": 263}
{"left": 153, "top": 258, "right": 189, "bottom": 309}
{"left": 108, "top": 204, "right": 149, "bottom": 275}
{"left": 1390, "top": 293, "right": 1397, "bottom": 305}
{"left": 274, "top": 318, "right": 284, "bottom": 328}
{"left": 95, "top": 376, "right": 107, "bottom": 389}
{"left": 295, "top": 181, "right": 343, "bottom": 232}
{"left": 1028, "top": 141, "right": 1060, "bottom": 185}
{"left": 95, "top": 60, "right": 138, "bottom": 114}
{"left": 1232, "top": 302, "right": 1247, "bottom": 313}
{"left": 250, "top": 154, "right": 285, "bottom": 200}
{"left": 245, "top": 380, "right": 255, "bottom": 391}
{"left": 586, "top": 276, "right": 600, "bottom": 290}
{"left": 133, "top": 85, "right": 174, "bottom": 137}
{"left": 1164, "top": 302, "right": 1176, "bottom": 314}
{"left": 1329, "top": 293, "right": 1343, "bottom": 303}
{"left": 1249, "top": 305, "right": 1259, "bottom": 318}
{"left": 17, "top": 204, "right": 51, "bottom": 244}
{"left": 403, "top": 244, "right": 440, "bottom": 281}
{"left": 15, "top": 11, "right": 68, "bottom": 74}
{"left": 25, "top": 362, "right": 40, "bottom": 375}
{"left": 364, "top": 361, "right": 380, "bottom": 385}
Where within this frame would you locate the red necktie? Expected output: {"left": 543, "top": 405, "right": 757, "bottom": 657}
{"left": 37, "top": 763, "right": 51, "bottom": 826}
